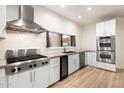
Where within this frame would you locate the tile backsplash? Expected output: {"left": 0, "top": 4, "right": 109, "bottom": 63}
{"left": 0, "top": 30, "right": 77, "bottom": 65}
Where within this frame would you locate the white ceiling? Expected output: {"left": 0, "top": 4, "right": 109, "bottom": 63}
{"left": 44, "top": 5, "right": 124, "bottom": 25}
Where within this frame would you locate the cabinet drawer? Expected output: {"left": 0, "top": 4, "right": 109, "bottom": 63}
{"left": 50, "top": 57, "right": 60, "bottom": 64}
{"left": 96, "top": 62, "right": 116, "bottom": 72}
{"left": 103, "top": 63, "right": 116, "bottom": 72}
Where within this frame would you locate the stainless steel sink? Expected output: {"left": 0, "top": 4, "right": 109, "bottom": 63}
{"left": 63, "top": 51, "right": 75, "bottom": 54}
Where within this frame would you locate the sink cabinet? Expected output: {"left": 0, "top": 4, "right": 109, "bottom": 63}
{"left": 68, "top": 53, "right": 80, "bottom": 74}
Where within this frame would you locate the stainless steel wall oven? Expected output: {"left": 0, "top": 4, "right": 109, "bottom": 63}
{"left": 97, "top": 36, "right": 115, "bottom": 51}
{"left": 96, "top": 36, "right": 115, "bottom": 64}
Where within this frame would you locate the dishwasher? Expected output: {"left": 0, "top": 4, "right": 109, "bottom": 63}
{"left": 79, "top": 52, "right": 85, "bottom": 68}
{"left": 60, "top": 55, "right": 68, "bottom": 80}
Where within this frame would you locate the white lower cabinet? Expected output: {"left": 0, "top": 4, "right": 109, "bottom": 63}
{"left": 32, "top": 65, "right": 49, "bottom": 88}
{"left": 49, "top": 57, "right": 60, "bottom": 85}
{"left": 0, "top": 69, "right": 7, "bottom": 88}
{"left": 8, "top": 71, "right": 32, "bottom": 88}
{"left": 96, "top": 62, "right": 116, "bottom": 72}
{"left": 8, "top": 65, "right": 49, "bottom": 88}
{"left": 85, "top": 52, "right": 96, "bottom": 67}
{"left": 0, "top": 77, "right": 7, "bottom": 88}
{"left": 68, "top": 53, "right": 80, "bottom": 74}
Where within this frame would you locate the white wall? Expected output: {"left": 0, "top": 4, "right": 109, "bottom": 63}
{"left": 0, "top": 5, "right": 82, "bottom": 66}
{"left": 33, "top": 6, "right": 82, "bottom": 48}
{"left": 116, "top": 17, "right": 124, "bottom": 69}
{"left": 81, "top": 23, "right": 96, "bottom": 51}
{"left": 6, "top": 5, "right": 82, "bottom": 48}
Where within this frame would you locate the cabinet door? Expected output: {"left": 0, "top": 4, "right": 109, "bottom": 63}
{"left": 96, "top": 22, "right": 104, "bottom": 37}
{"left": 0, "top": 5, "right": 6, "bottom": 38}
{"left": 104, "top": 19, "right": 116, "bottom": 36}
{"left": 68, "top": 55, "right": 75, "bottom": 74}
{"left": 91, "top": 52, "right": 97, "bottom": 67}
{"left": 8, "top": 71, "right": 32, "bottom": 88}
{"left": 0, "top": 69, "right": 7, "bottom": 88}
{"left": 33, "top": 65, "right": 49, "bottom": 88}
{"left": 0, "top": 77, "right": 6, "bottom": 88}
{"left": 74, "top": 54, "right": 80, "bottom": 71}
{"left": 86, "top": 52, "right": 96, "bottom": 67}
{"left": 50, "top": 63, "right": 60, "bottom": 85}
{"left": 85, "top": 52, "right": 88, "bottom": 65}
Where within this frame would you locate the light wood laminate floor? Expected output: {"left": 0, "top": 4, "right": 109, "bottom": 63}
{"left": 50, "top": 66, "right": 124, "bottom": 88}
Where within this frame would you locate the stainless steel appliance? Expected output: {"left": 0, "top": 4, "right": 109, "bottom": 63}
{"left": 79, "top": 52, "right": 85, "bottom": 68}
{"left": 60, "top": 56, "right": 68, "bottom": 80}
{"left": 6, "top": 5, "right": 47, "bottom": 33}
{"left": 6, "top": 49, "right": 49, "bottom": 75}
{"left": 96, "top": 36, "right": 115, "bottom": 64}
{"left": 97, "top": 51, "right": 115, "bottom": 64}
{"left": 97, "top": 36, "right": 115, "bottom": 51}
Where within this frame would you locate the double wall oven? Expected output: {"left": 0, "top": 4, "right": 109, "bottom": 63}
{"left": 96, "top": 36, "right": 115, "bottom": 64}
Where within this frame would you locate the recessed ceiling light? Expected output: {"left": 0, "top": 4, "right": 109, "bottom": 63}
{"left": 78, "top": 16, "right": 81, "bottom": 19}
{"left": 60, "top": 5, "right": 65, "bottom": 8}
{"left": 88, "top": 7, "right": 92, "bottom": 11}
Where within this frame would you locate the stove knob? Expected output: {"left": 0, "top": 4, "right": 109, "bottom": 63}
{"left": 17, "top": 67, "right": 21, "bottom": 71}
{"left": 33, "top": 64, "right": 37, "bottom": 67}
{"left": 11, "top": 69, "right": 16, "bottom": 73}
{"left": 42, "top": 62, "right": 45, "bottom": 65}
{"left": 45, "top": 61, "right": 48, "bottom": 64}
{"left": 29, "top": 65, "right": 33, "bottom": 68}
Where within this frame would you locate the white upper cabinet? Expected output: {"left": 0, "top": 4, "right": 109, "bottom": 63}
{"left": 96, "top": 19, "right": 116, "bottom": 37}
{"left": 0, "top": 5, "right": 6, "bottom": 38}
{"left": 104, "top": 19, "right": 116, "bottom": 36}
{"left": 96, "top": 22, "right": 105, "bottom": 37}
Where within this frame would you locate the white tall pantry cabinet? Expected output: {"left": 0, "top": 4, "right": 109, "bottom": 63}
{"left": 0, "top": 5, "right": 6, "bottom": 38}
{"left": 96, "top": 18, "right": 124, "bottom": 70}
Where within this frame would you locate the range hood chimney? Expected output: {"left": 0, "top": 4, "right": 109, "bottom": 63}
{"left": 6, "top": 5, "right": 47, "bottom": 33}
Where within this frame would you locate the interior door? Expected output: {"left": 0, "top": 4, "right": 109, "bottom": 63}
{"left": 8, "top": 71, "right": 32, "bottom": 88}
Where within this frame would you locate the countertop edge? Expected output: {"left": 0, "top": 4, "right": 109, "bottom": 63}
{"left": 0, "top": 50, "right": 96, "bottom": 69}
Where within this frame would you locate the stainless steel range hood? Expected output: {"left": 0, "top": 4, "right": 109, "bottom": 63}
{"left": 6, "top": 5, "right": 47, "bottom": 33}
